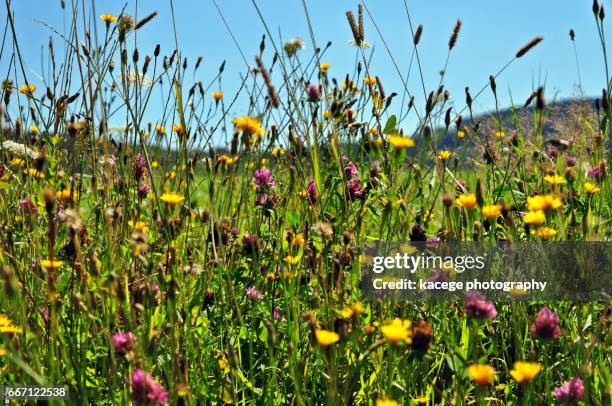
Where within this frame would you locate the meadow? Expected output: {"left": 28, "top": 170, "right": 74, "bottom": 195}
{"left": 0, "top": 0, "right": 610, "bottom": 404}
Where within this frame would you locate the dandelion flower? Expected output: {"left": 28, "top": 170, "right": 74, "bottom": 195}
{"left": 284, "top": 255, "right": 300, "bottom": 265}
{"left": 272, "top": 147, "right": 285, "bottom": 157}
{"left": 527, "top": 194, "right": 563, "bottom": 211}
{"left": 155, "top": 125, "right": 166, "bottom": 135}
{"left": 376, "top": 399, "right": 399, "bottom": 406}
{"left": 128, "top": 220, "right": 149, "bottom": 233}
{"left": 534, "top": 226, "right": 557, "bottom": 240}
{"left": 30, "top": 125, "right": 40, "bottom": 134}
{"left": 160, "top": 192, "right": 184, "bottom": 206}
{"left": 340, "top": 302, "right": 364, "bottom": 319}
{"left": 389, "top": 135, "right": 415, "bottom": 149}
{"left": 584, "top": 181, "right": 600, "bottom": 194}
{"left": 438, "top": 150, "right": 452, "bottom": 160}
{"left": 172, "top": 123, "right": 186, "bottom": 137}
{"left": 381, "top": 318, "right": 412, "bottom": 345}
{"left": 493, "top": 130, "right": 505, "bottom": 139}
{"left": 314, "top": 328, "right": 339, "bottom": 347}
{"left": 100, "top": 14, "right": 117, "bottom": 24}
{"left": 456, "top": 193, "right": 477, "bottom": 209}
{"left": 320, "top": 62, "right": 330, "bottom": 72}
{"left": 232, "top": 116, "right": 264, "bottom": 136}
{"left": 40, "top": 259, "right": 63, "bottom": 270}
{"left": 457, "top": 130, "right": 466, "bottom": 138}
{"left": 0, "top": 315, "right": 22, "bottom": 334}
{"left": 523, "top": 210, "right": 546, "bottom": 225}
{"left": 509, "top": 361, "right": 541, "bottom": 383}
{"left": 56, "top": 188, "right": 78, "bottom": 202}
{"left": 482, "top": 205, "right": 501, "bottom": 220}
{"left": 468, "top": 364, "right": 496, "bottom": 385}
{"left": 363, "top": 76, "right": 377, "bottom": 86}
{"left": 20, "top": 84, "right": 36, "bottom": 96}
{"left": 544, "top": 174, "right": 566, "bottom": 186}
{"left": 212, "top": 91, "right": 223, "bottom": 102}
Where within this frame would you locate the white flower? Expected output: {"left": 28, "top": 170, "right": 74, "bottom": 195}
{"left": 284, "top": 37, "right": 306, "bottom": 57}
{"left": 2, "top": 140, "right": 39, "bottom": 159}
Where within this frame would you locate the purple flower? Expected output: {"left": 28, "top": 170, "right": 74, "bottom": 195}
{"left": 138, "top": 183, "right": 151, "bottom": 197}
{"left": 19, "top": 197, "right": 38, "bottom": 214}
{"left": 252, "top": 169, "right": 275, "bottom": 191}
{"left": 131, "top": 369, "right": 169, "bottom": 405}
{"left": 427, "top": 236, "right": 441, "bottom": 244}
{"left": 464, "top": 291, "right": 497, "bottom": 320}
{"left": 347, "top": 178, "right": 366, "bottom": 201}
{"left": 242, "top": 233, "right": 262, "bottom": 255}
{"left": 306, "top": 179, "right": 318, "bottom": 205}
{"left": 133, "top": 154, "right": 147, "bottom": 181}
{"left": 307, "top": 83, "right": 320, "bottom": 102}
{"left": 273, "top": 308, "right": 280, "bottom": 320}
{"left": 566, "top": 156, "right": 577, "bottom": 167}
{"left": 587, "top": 166, "right": 604, "bottom": 182}
{"left": 112, "top": 331, "right": 137, "bottom": 354}
{"left": 530, "top": 306, "right": 560, "bottom": 339}
{"left": 553, "top": 378, "right": 584, "bottom": 403}
{"left": 344, "top": 162, "right": 358, "bottom": 179}
{"left": 246, "top": 287, "right": 264, "bottom": 300}
{"left": 255, "top": 193, "right": 279, "bottom": 213}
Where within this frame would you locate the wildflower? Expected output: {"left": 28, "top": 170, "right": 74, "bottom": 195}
{"left": 319, "top": 62, "right": 330, "bottom": 72}
{"left": 468, "top": 364, "right": 496, "bottom": 385}
{"left": 381, "top": 318, "right": 412, "bottom": 345}
{"left": 19, "top": 84, "right": 36, "bottom": 96}
{"left": 160, "top": 192, "right": 184, "bottom": 206}
{"left": 128, "top": 221, "right": 149, "bottom": 233}
{"left": 245, "top": 287, "right": 264, "bottom": 301}
{"left": 40, "top": 259, "right": 63, "bottom": 270}
{"left": 133, "top": 154, "right": 147, "bottom": 181}
{"left": 155, "top": 125, "right": 166, "bottom": 135}
{"left": 344, "top": 161, "right": 359, "bottom": 178}
{"left": 438, "top": 150, "right": 452, "bottom": 160}
{"left": 457, "top": 129, "right": 466, "bottom": 138}
{"left": 112, "top": 331, "right": 137, "bottom": 354}
{"left": 172, "top": 123, "right": 186, "bottom": 137}
{"left": 306, "top": 179, "right": 318, "bottom": 205}
{"left": 212, "top": 91, "right": 223, "bottom": 102}
{"left": 131, "top": 369, "right": 169, "bottom": 405}
{"left": 544, "top": 174, "right": 566, "bottom": 186}
{"left": 10, "top": 157, "right": 24, "bottom": 167}
{"left": 55, "top": 188, "right": 78, "bottom": 203}
{"left": 26, "top": 168, "right": 45, "bottom": 179}
{"left": 526, "top": 194, "right": 562, "bottom": 211}
{"left": 464, "top": 291, "right": 497, "bottom": 320}
{"left": 509, "top": 361, "right": 541, "bottom": 383}
{"left": 587, "top": 166, "right": 604, "bottom": 181}
{"left": 272, "top": 147, "right": 285, "bottom": 157}
{"left": 340, "top": 302, "right": 364, "bottom": 319}
{"left": 252, "top": 168, "right": 275, "bottom": 191}
{"left": 125, "top": 71, "right": 152, "bottom": 87}
{"left": 376, "top": 399, "right": 399, "bottom": 406}
{"left": 138, "top": 183, "right": 151, "bottom": 197}
{"left": 534, "top": 226, "right": 557, "bottom": 240}
{"left": 389, "top": 135, "right": 415, "bottom": 149}
{"left": 314, "top": 328, "right": 339, "bottom": 347}
{"left": 3, "top": 140, "right": 39, "bottom": 159}
{"left": 291, "top": 234, "right": 305, "bottom": 247}
{"left": 347, "top": 178, "right": 366, "bottom": 201}
{"left": 584, "top": 181, "right": 600, "bottom": 194}
{"left": 233, "top": 115, "right": 264, "bottom": 136}
{"left": 363, "top": 76, "right": 377, "bottom": 86}
{"left": 283, "top": 37, "right": 305, "bottom": 57}
{"left": 411, "top": 320, "right": 433, "bottom": 351}
{"left": 493, "top": 130, "right": 505, "bottom": 139}
{"left": 456, "top": 193, "right": 478, "bottom": 209}
{"left": 151, "top": 161, "right": 160, "bottom": 169}
{"left": 306, "top": 83, "right": 320, "bottom": 102}
{"left": 100, "top": 13, "right": 117, "bottom": 24}
{"left": 566, "top": 156, "right": 577, "bottom": 167}
{"left": 530, "top": 307, "right": 560, "bottom": 339}
{"left": 117, "top": 14, "right": 135, "bottom": 34}
{"left": 30, "top": 125, "right": 39, "bottom": 133}
{"left": 19, "top": 197, "right": 37, "bottom": 214}
{"left": 0, "top": 315, "right": 23, "bottom": 334}
{"left": 284, "top": 255, "right": 300, "bottom": 265}
{"left": 255, "top": 193, "right": 279, "bottom": 212}
{"left": 482, "top": 204, "right": 501, "bottom": 220}
{"left": 553, "top": 378, "right": 584, "bottom": 403}
{"left": 523, "top": 210, "right": 546, "bottom": 225}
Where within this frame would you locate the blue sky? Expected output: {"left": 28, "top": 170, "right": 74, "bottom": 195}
{"left": 2, "top": 0, "right": 609, "bottom": 140}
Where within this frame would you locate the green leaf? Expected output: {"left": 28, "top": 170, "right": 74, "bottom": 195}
{"left": 383, "top": 115, "right": 397, "bottom": 134}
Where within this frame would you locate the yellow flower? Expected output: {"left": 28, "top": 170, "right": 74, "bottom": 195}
{"left": 413, "top": 395, "right": 429, "bottom": 404}
{"left": 212, "top": 91, "right": 223, "bottom": 102}
{"left": 523, "top": 210, "right": 546, "bottom": 225}
{"left": 160, "top": 192, "right": 184, "bottom": 206}
{"left": 172, "top": 123, "right": 186, "bottom": 136}
{"left": 56, "top": 188, "right": 78, "bottom": 202}
{"left": 376, "top": 399, "right": 399, "bottom": 406}
{"left": 0, "top": 315, "right": 23, "bottom": 334}
{"left": 314, "top": 328, "right": 339, "bottom": 347}
{"left": 482, "top": 204, "right": 501, "bottom": 220}
{"left": 20, "top": 84, "right": 36, "bottom": 96}
{"left": 389, "top": 135, "right": 415, "bottom": 149}
{"left": 26, "top": 168, "right": 45, "bottom": 179}
{"left": 342, "top": 79, "right": 356, "bottom": 91}
{"left": 456, "top": 193, "right": 477, "bottom": 209}
{"left": 493, "top": 130, "right": 505, "bottom": 139}
{"left": 166, "top": 171, "right": 176, "bottom": 180}
{"left": 128, "top": 220, "right": 149, "bottom": 233}
{"left": 340, "top": 302, "right": 364, "bottom": 319}
{"left": 438, "top": 150, "right": 452, "bottom": 160}
{"left": 40, "top": 259, "right": 63, "bottom": 270}
{"left": 584, "top": 181, "right": 600, "bottom": 194}
{"left": 10, "top": 157, "right": 25, "bottom": 167}
{"left": 319, "top": 62, "right": 330, "bottom": 72}
{"left": 363, "top": 76, "right": 377, "bottom": 86}
{"left": 468, "top": 364, "right": 496, "bottom": 385}
{"left": 284, "top": 255, "right": 300, "bottom": 265}
{"left": 527, "top": 194, "right": 562, "bottom": 211}
{"left": 0, "top": 347, "right": 5, "bottom": 356}
{"left": 457, "top": 130, "right": 466, "bottom": 139}
{"left": 151, "top": 160, "right": 160, "bottom": 169}
{"left": 232, "top": 116, "right": 264, "bottom": 136}
{"left": 272, "top": 147, "right": 285, "bottom": 157}
{"left": 509, "top": 361, "right": 541, "bottom": 383}
{"left": 291, "top": 234, "right": 304, "bottom": 247}
{"left": 534, "top": 226, "right": 557, "bottom": 240}
{"left": 30, "top": 125, "right": 40, "bottom": 134}
{"left": 381, "top": 318, "right": 412, "bottom": 345}
{"left": 544, "top": 174, "right": 566, "bottom": 186}
{"left": 155, "top": 124, "right": 166, "bottom": 135}
{"left": 100, "top": 14, "right": 117, "bottom": 23}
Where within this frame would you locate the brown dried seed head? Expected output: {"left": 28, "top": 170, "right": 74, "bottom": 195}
{"left": 135, "top": 12, "right": 158, "bottom": 30}
{"left": 449, "top": 19, "right": 462, "bottom": 50}
{"left": 515, "top": 36, "right": 544, "bottom": 58}
{"left": 346, "top": 11, "right": 361, "bottom": 45}
{"left": 414, "top": 24, "right": 424, "bottom": 45}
